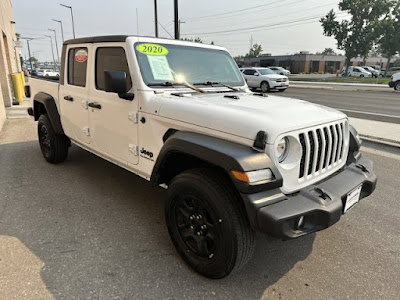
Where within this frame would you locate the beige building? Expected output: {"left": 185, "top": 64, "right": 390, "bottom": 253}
{"left": 0, "top": 0, "right": 21, "bottom": 130}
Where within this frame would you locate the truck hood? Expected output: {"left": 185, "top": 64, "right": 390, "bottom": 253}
{"left": 157, "top": 92, "right": 346, "bottom": 144}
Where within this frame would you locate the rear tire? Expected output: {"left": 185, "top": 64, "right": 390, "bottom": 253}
{"left": 260, "top": 81, "right": 270, "bottom": 93}
{"left": 38, "top": 114, "right": 69, "bottom": 163}
{"left": 165, "top": 168, "right": 256, "bottom": 279}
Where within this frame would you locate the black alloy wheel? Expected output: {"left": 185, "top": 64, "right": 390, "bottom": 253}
{"left": 174, "top": 194, "right": 218, "bottom": 258}
{"left": 166, "top": 168, "right": 256, "bottom": 279}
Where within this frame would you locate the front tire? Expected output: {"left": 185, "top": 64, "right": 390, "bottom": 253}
{"left": 260, "top": 81, "right": 270, "bottom": 93}
{"left": 38, "top": 114, "right": 70, "bottom": 163}
{"left": 166, "top": 168, "right": 255, "bottom": 279}
{"left": 395, "top": 81, "right": 400, "bottom": 91}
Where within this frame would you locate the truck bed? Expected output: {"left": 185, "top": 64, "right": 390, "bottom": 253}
{"left": 28, "top": 76, "right": 60, "bottom": 108}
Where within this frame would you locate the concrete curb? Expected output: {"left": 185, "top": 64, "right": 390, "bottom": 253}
{"left": 360, "top": 134, "right": 400, "bottom": 149}
{"left": 291, "top": 81, "right": 388, "bottom": 88}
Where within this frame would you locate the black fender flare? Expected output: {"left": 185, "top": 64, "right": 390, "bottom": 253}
{"left": 151, "top": 131, "right": 283, "bottom": 194}
{"left": 33, "top": 92, "right": 64, "bottom": 135}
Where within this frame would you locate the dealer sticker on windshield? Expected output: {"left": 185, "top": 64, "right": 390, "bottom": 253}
{"left": 136, "top": 43, "right": 168, "bottom": 56}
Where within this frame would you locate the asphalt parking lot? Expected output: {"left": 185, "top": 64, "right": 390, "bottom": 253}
{"left": 1, "top": 118, "right": 400, "bottom": 300}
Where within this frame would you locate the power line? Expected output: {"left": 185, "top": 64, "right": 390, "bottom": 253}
{"left": 183, "top": 0, "right": 286, "bottom": 20}
{"left": 158, "top": 21, "right": 173, "bottom": 38}
{"left": 182, "top": 11, "right": 347, "bottom": 36}
{"left": 185, "top": 1, "right": 339, "bottom": 31}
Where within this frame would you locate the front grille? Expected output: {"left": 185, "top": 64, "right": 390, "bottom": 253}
{"left": 298, "top": 121, "right": 347, "bottom": 180}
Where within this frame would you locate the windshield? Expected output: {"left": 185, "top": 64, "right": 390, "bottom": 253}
{"left": 135, "top": 42, "right": 245, "bottom": 87}
{"left": 257, "top": 68, "right": 275, "bottom": 75}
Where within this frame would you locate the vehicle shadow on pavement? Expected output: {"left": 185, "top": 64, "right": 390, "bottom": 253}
{"left": 0, "top": 141, "right": 315, "bottom": 300}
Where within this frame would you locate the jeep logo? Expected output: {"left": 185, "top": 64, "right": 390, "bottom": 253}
{"left": 140, "top": 148, "right": 153, "bottom": 158}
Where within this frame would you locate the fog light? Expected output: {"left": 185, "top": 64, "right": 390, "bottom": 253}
{"left": 296, "top": 216, "right": 305, "bottom": 229}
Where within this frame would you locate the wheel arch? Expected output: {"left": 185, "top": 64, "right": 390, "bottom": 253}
{"left": 151, "top": 131, "right": 283, "bottom": 194}
{"left": 33, "top": 92, "right": 64, "bottom": 135}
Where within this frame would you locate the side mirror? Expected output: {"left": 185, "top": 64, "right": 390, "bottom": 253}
{"left": 104, "top": 70, "right": 134, "bottom": 101}
{"left": 254, "top": 73, "right": 259, "bottom": 76}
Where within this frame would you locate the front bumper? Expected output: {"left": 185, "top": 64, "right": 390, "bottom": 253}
{"left": 271, "top": 82, "right": 289, "bottom": 89}
{"left": 243, "top": 155, "right": 376, "bottom": 239}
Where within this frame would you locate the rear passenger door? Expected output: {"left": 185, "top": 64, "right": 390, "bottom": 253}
{"left": 88, "top": 44, "right": 139, "bottom": 165}
{"left": 243, "top": 69, "right": 257, "bottom": 87}
{"left": 59, "top": 44, "right": 92, "bottom": 144}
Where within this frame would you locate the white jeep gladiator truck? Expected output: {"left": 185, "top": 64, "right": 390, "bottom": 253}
{"left": 25, "top": 35, "right": 377, "bottom": 279}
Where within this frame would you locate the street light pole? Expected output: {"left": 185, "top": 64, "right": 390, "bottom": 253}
{"left": 52, "top": 19, "right": 64, "bottom": 42}
{"left": 174, "top": 0, "right": 179, "bottom": 39}
{"left": 154, "top": 0, "right": 158, "bottom": 37}
{"left": 60, "top": 4, "right": 76, "bottom": 38}
{"left": 45, "top": 35, "right": 57, "bottom": 68}
{"left": 48, "top": 29, "right": 60, "bottom": 63}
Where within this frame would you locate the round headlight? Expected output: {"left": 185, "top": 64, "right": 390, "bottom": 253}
{"left": 276, "top": 137, "right": 289, "bottom": 162}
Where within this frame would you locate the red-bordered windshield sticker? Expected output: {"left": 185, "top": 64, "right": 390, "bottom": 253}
{"left": 75, "top": 49, "right": 88, "bottom": 63}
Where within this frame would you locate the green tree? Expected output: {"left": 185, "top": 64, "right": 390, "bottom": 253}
{"left": 320, "top": 0, "right": 392, "bottom": 76}
{"left": 28, "top": 56, "right": 38, "bottom": 69}
{"left": 317, "top": 48, "right": 337, "bottom": 55}
{"left": 245, "top": 43, "right": 263, "bottom": 58}
{"left": 393, "top": 59, "right": 400, "bottom": 67}
{"left": 377, "top": 3, "right": 400, "bottom": 76}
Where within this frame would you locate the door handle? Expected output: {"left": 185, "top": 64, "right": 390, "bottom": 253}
{"left": 64, "top": 95, "right": 73, "bottom": 101}
{"left": 88, "top": 102, "right": 102, "bottom": 109}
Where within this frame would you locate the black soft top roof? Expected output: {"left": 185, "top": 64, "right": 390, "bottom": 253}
{"left": 63, "top": 35, "right": 178, "bottom": 45}
{"left": 63, "top": 35, "right": 129, "bottom": 45}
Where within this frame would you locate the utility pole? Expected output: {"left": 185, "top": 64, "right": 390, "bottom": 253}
{"left": 154, "top": 0, "right": 158, "bottom": 37}
{"left": 250, "top": 35, "right": 253, "bottom": 49}
{"left": 20, "top": 37, "right": 36, "bottom": 71}
{"left": 60, "top": 4, "right": 76, "bottom": 38}
{"left": 174, "top": 0, "right": 179, "bottom": 39}
{"left": 45, "top": 35, "right": 57, "bottom": 68}
{"left": 48, "top": 29, "right": 60, "bottom": 63}
{"left": 52, "top": 19, "right": 64, "bottom": 42}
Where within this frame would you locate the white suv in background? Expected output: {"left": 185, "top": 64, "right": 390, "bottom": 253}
{"left": 37, "top": 69, "right": 60, "bottom": 78}
{"left": 361, "top": 66, "right": 380, "bottom": 78}
{"left": 268, "top": 66, "right": 291, "bottom": 75}
{"left": 241, "top": 67, "right": 289, "bottom": 92}
{"left": 342, "top": 66, "right": 372, "bottom": 78}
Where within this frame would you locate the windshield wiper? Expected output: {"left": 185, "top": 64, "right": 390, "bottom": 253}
{"left": 194, "top": 81, "right": 242, "bottom": 92}
{"left": 147, "top": 81, "right": 205, "bottom": 93}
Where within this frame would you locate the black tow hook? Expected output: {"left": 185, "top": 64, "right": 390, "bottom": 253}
{"left": 314, "top": 188, "right": 331, "bottom": 201}
{"left": 356, "top": 164, "right": 369, "bottom": 174}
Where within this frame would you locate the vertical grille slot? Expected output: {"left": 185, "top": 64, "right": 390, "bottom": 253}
{"left": 307, "top": 132, "right": 315, "bottom": 175}
{"left": 299, "top": 133, "right": 306, "bottom": 178}
{"left": 315, "top": 129, "right": 323, "bottom": 172}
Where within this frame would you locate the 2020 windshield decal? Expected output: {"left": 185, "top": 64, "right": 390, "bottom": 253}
{"left": 136, "top": 43, "right": 168, "bottom": 56}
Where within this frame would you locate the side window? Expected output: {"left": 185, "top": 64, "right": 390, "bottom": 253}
{"left": 68, "top": 47, "right": 88, "bottom": 87}
{"left": 95, "top": 47, "right": 132, "bottom": 92}
{"left": 244, "top": 69, "right": 255, "bottom": 75}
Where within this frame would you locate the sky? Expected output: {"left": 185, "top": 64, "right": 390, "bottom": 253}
{"left": 11, "top": 0, "right": 346, "bottom": 62}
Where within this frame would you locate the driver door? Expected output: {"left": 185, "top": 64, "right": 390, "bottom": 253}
{"left": 88, "top": 44, "right": 139, "bottom": 165}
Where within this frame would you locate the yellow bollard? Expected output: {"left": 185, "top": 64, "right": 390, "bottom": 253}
{"left": 20, "top": 71, "right": 25, "bottom": 87}
{"left": 11, "top": 73, "right": 24, "bottom": 103}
